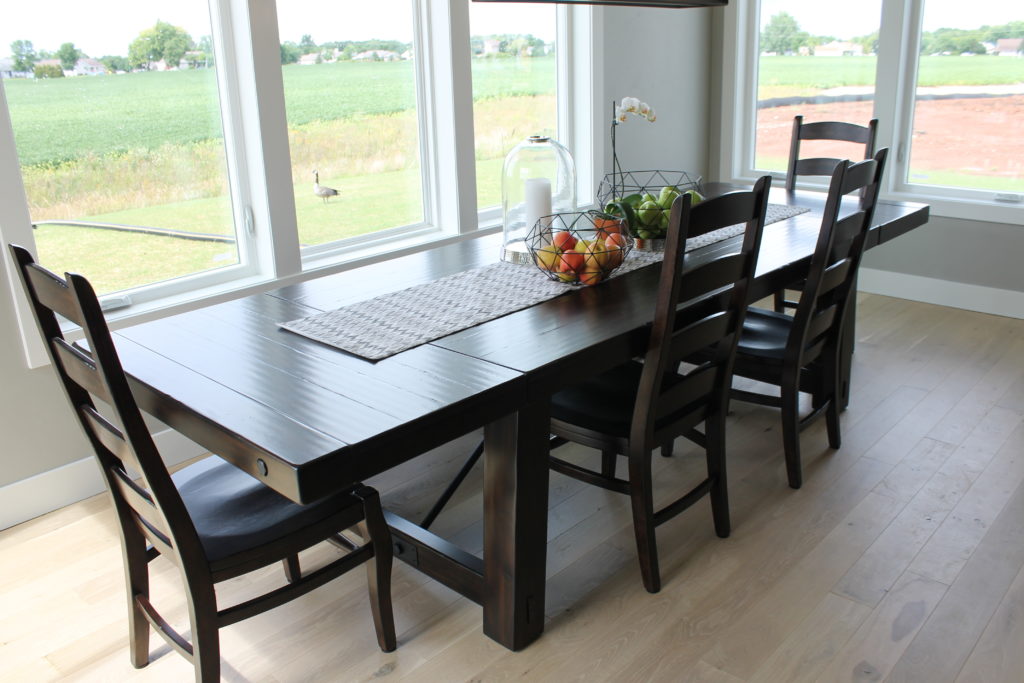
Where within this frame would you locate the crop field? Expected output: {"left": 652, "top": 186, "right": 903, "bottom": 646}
{"left": 4, "top": 57, "right": 555, "bottom": 167}
{"left": 757, "top": 55, "right": 1024, "bottom": 98}
{"left": 5, "top": 57, "right": 555, "bottom": 293}
{"left": 5, "top": 52, "right": 1021, "bottom": 294}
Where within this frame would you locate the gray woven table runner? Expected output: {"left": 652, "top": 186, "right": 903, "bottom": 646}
{"left": 281, "top": 203, "right": 809, "bottom": 360}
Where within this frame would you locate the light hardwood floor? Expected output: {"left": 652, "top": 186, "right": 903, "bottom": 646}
{"left": 2, "top": 293, "right": 1023, "bottom": 682}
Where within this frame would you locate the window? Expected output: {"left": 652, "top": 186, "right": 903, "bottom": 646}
{"left": 1, "top": 3, "right": 245, "bottom": 301}
{"left": 276, "top": 0, "right": 426, "bottom": 253}
{"left": 753, "top": 0, "right": 882, "bottom": 173}
{"left": 904, "top": 0, "right": 1023, "bottom": 195}
{"left": 2, "top": 1, "right": 595, "bottom": 367}
{"left": 721, "top": 0, "right": 1023, "bottom": 221}
{"left": 469, "top": 2, "right": 558, "bottom": 212}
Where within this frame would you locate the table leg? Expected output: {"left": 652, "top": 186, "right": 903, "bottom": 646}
{"left": 482, "top": 400, "right": 550, "bottom": 651}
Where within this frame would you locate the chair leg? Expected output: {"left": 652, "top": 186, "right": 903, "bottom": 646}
{"left": 824, "top": 356, "right": 842, "bottom": 450}
{"left": 705, "top": 414, "right": 731, "bottom": 538}
{"left": 627, "top": 449, "right": 660, "bottom": 593}
{"left": 282, "top": 555, "right": 301, "bottom": 583}
{"left": 357, "top": 487, "right": 397, "bottom": 653}
{"left": 660, "top": 440, "right": 674, "bottom": 458}
{"left": 780, "top": 377, "right": 803, "bottom": 489}
{"left": 601, "top": 449, "right": 617, "bottom": 477}
{"left": 122, "top": 524, "right": 151, "bottom": 669}
{"left": 773, "top": 289, "right": 787, "bottom": 313}
{"left": 183, "top": 577, "right": 220, "bottom": 683}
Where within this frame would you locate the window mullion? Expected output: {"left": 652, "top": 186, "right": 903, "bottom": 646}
{"left": 229, "top": 0, "right": 301, "bottom": 278}
{"left": 874, "top": 0, "right": 919, "bottom": 194}
{"left": 422, "top": 0, "right": 479, "bottom": 234}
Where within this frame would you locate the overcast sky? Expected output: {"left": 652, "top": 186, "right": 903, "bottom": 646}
{"left": 1, "top": 1, "right": 1017, "bottom": 58}
{"left": 0, "top": 1, "right": 556, "bottom": 59}
{"left": 761, "top": 0, "right": 1019, "bottom": 39}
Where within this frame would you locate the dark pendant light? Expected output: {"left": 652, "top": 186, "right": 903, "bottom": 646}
{"left": 472, "top": 0, "right": 727, "bottom": 8}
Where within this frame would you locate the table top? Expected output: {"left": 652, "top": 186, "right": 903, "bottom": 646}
{"left": 115, "top": 186, "right": 928, "bottom": 504}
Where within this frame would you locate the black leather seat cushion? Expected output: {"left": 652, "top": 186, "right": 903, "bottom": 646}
{"left": 173, "top": 456, "right": 354, "bottom": 563}
{"left": 551, "top": 361, "right": 688, "bottom": 438}
{"left": 737, "top": 307, "right": 793, "bottom": 361}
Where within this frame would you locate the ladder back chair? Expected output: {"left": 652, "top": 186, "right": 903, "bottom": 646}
{"left": 8, "top": 244, "right": 396, "bottom": 682}
{"left": 776, "top": 115, "right": 879, "bottom": 311}
{"left": 729, "top": 149, "right": 888, "bottom": 489}
{"left": 548, "top": 175, "right": 772, "bottom": 593}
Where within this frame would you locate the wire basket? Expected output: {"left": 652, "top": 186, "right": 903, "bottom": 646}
{"left": 596, "top": 170, "right": 703, "bottom": 241}
{"left": 525, "top": 211, "right": 634, "bottom": 286}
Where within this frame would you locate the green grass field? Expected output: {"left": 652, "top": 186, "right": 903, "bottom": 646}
{"left": 757, "top": 55, "right": 1024, "bottom": 98}
{"left": 4, "top": 57, "right": 556, "bottom": 167}
{"left": 6, "top": 53, "right": 1019, "bottom": 295}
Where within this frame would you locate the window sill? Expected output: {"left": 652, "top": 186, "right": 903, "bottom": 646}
{"left": 37, "top": 223, "right": 505, "bottom": 370}
{"left": 729, "top": 171, "right": 1022, "bottom": 226}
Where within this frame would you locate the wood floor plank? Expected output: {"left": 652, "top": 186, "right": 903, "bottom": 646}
{"left": 3, "top": 295, "right": 1023, "bottom": 682}
{"left": 700, "top": 491, "right": 905, "bottom": 679}
{"left": 814, "top": 570, "right": 948, "bottom": 682}
{"left": 955, "top": 560, "right": 1024, "bottom": 683}
{"left": 905, "top": 414, "right": 1024, "bottom": 585}
{"left": 887, "top": 456, "right": 1024, "bottom": 683}
{"left": 747, "top": 593, "right": 872, "bottom": 683}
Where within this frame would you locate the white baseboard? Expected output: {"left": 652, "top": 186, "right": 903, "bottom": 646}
{"left": 859, "top": 268, "right": 1024, "bottom": 320}
{"left": 0, "top": 429, "right": 207, "bottom": 531}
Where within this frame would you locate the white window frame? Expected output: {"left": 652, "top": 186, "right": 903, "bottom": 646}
{"left": 715, "top": 0, "right": 1024, "bottom": 225}
{"left": 1, "top": 0, "right": 599, "bottom": 368}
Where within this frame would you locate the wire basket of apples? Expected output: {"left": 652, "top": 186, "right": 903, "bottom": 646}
{"left": 526, "top": 210, "right": 634, "bottom": 286}
{"left": 596, "top": 170, "right": 704, "bottom": 247}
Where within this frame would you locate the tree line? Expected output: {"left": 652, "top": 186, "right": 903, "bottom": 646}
{"left": 8, "top": 21, "right": 212, "bottom": 78}
{"left": 9, "top": 26, "right": 551, "bottom": 79}
{"left": 279, "top": 33, "right": 548, "bottom": 65}
{"left": 760, "top": 13, "right": 1024, "bottom": 56}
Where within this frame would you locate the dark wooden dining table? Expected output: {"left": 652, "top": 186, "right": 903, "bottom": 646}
{"left": 112, "top": 184, "right": 928, "bottom": 652}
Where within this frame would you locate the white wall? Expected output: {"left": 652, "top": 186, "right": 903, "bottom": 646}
{"left": 599, "top": 6, "right": 712, "bottom": 183}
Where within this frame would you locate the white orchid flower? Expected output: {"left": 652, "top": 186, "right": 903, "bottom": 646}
{"left": 620, "top": 96, "right": 641, "bottom": 113}
{"left": 645, "top": 108, "right": 657, "bottom": 122}
{"left": 612, "top": 97, "right": 656, "bottom": 124}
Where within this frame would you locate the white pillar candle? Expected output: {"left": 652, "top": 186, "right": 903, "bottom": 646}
{"left": 524, "top": 178, "right": 553, "bottom": 234}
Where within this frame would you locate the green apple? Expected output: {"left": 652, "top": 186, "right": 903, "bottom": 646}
{"left": 657, "top": 186, "right": 679, "bottom": 210}
{"left": 637, "top": 200, "right": 662, "bottom": 226}
{"left": 684, "top": 189, "right": 704, "bottom": 206}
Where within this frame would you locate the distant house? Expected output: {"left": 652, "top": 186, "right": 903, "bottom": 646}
{"left": 482, "top": 39, "right": 502, "bottom": 56}
{"left": 72, "top": 58, "right": 105, "bottom": 76}
{"left": 995, "top": 38, "right": 1023, "bottom": 57}
{"left": 298, "top": 53, "right": 319, "bottom": 65}
{"left": 352, "top": 50, "right": 400, "bottom": 62}
{"left": 814, "top": 41, "right": 864, "bottom": 57}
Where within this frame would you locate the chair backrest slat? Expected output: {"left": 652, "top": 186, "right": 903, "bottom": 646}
{"left": 54, "top": 339, "right": 113, "bottom": 404}
{"left": 23, "top": 263, "right": 83, "bottom": 324}
{"left": 817, "top": 259, "right": 851, "bottom": 298}
{"left": 794, "top": 158, "right": 845, "bottom": 178}
{"left": 108, "top": 467, "right": 173, "bottom": 540}
{"left": 667, "top": 311, "right": 733, "bottom": 366}
{"left": 7, "top": 244, "right": 205, "bottom": 572}
{"left": 655, "top": 365, "right": 717, "bottom": 422}
{"left": 786, "top": 115, "right": 878, "bottom": 192}
{"left": 784, "top": 149, "right": 889, "bottom": 370}
{"left": 631, "top": 176, "right": 772, "bottom": 449}
{"left": 677, "top": 253, "right": 747, "bottom": 303}
{"left": 81, "top": 405, "right": 145, "bottom": 477}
